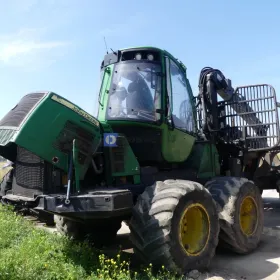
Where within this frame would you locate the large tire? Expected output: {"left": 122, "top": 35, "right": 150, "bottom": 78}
{"left": 88, "top": 220, "right": 122, "bottom": 247}
{"left": 206, "top": 177, "right": 264, "bottom": 254}
{"left": 54, "top": 215, "right": 122, "bottom": 247}
{"left": 54, "top": 215, "right": 87, "bottom": 240}
{"left": 129, "top": 179, "right": 220, "bottom": 274}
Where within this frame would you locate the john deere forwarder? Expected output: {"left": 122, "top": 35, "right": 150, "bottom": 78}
{"left": 0, "top": 46, "right": 279, "bottom": 274}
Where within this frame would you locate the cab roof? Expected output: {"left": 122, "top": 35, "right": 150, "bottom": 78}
{"left": 119, "top": 46, "right": 187, "bottom": 73}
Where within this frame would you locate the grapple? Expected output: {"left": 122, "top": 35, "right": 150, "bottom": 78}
{"left": 218, "top": 84, "right": 280, "bottom": 151}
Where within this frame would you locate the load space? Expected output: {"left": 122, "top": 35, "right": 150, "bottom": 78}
{"left": 0, "top": 46, "right": 278, "bottom": 275}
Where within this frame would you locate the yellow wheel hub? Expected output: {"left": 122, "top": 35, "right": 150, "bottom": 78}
{"left": 179, "top": 203, "right": 210, "bottom": 256}
{"left": 240, "top": 196, "right": 258, "bottom": 236}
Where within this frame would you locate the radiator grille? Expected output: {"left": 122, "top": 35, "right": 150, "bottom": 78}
{"left": 0, "top": 129, "right": 16, "bottom": 145}
{"left": 111, "top": 136, "right": 125, "bottom": 173}
{"left": 0, "top": 92, "right": 46, "bottom": 127}
{"left": 52, "top": 121, "right": 95, "bottom": 165}
{"left": 15, "top": 146, "right": 45, "bottom": 190}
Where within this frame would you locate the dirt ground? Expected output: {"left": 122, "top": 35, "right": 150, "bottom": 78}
{"left": 199, "top": 189, "right": 280, "bottom": 280}
{"left": 34, "top": 190, "right": 280, "bottom": 280}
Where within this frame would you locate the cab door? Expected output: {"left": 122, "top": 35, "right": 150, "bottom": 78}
{"left": 161, "top": 56, "right": 197, "bottom": 162}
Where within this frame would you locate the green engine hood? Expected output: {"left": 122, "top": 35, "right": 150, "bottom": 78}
{"left": 0, "top": 91, "right": 101, "bottom": 179}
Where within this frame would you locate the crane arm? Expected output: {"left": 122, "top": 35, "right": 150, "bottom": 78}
{"left": 198, "top": 67, "right": 264, "bottom": 135}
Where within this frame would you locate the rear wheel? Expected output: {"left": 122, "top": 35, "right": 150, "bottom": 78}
{"left": 129, "top": 179, "right": 220, "bottom": 274}
{"left": 206, "top": 177, "right": 263, "bottom": 254}
{"left": 54, "top": 215, "right": 122, "bottom": 247}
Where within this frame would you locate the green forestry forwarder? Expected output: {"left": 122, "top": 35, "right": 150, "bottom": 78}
{"left": 0, "top": 46, "right": 279, "bottom": 274}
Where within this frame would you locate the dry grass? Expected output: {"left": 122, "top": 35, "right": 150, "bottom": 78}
{"left": 0, "top": 162, "right": 12, "bottom": 182}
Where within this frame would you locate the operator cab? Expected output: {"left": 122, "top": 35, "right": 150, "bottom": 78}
{"left": 105, "top": 49, "right": 162, "bottom": 123}
{"left": 96, "top": 47, "right": 197, "bottom": 165}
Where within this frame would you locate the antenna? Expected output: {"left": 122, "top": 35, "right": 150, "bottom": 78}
{"left": 103, "top": 37, "right": 108, "bottom": 54}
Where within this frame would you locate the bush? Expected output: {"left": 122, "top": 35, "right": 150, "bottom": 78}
{"left": 0, "top": 205, "right": 181, "bottom": 280}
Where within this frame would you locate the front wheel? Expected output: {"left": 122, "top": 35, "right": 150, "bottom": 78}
{"left": 129, "top": 179, "right": 220, "bottom": 274}
{"left": 54, "top": 215, "right": 122, "bottom": 247}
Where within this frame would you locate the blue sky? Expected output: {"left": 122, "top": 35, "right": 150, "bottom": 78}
{"left": 0, "top": 0, "right": 280, "bottom": 119}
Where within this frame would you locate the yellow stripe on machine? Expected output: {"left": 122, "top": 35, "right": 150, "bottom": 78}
{"left": 51, "top": 95, "right": 100, "bottom": 127}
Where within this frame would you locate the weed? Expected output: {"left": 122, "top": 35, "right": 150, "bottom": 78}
{"left": 0, "top": 205, "right": 181, "bottom": 280}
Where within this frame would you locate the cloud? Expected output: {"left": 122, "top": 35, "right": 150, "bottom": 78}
{"left": 0, "top": 28, "right": 70, "bottom": 69}
{"left": 0, "top": 41, "right": 67, "bottom": 63}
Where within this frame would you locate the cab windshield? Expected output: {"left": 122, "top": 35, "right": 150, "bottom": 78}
{"left": 106, "top": 61, "right": 162, "bottom": 122}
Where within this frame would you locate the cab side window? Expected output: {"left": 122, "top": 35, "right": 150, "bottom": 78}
{"left": 166, "top": 58, "right": 195, "bottom": 133}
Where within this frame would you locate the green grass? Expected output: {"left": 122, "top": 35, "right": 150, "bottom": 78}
{"left": 0, "top": 164, "right": 182, "bottom": 279}
{"left": 0, "top": 205, "right": 181, "bottom": 280}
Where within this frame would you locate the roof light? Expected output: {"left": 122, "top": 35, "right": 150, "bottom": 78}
{"left": 135, "top": 53, "right": 142, "bottom": 60}
{"left": 147, "top": 54, "right": 154, "bottom": 61}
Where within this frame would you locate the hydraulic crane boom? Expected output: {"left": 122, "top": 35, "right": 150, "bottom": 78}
{"left": 198, "top": 67, "right": 267, "bottom": 137}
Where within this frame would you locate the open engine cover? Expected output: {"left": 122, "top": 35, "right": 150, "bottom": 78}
{"left": 0, "top": 92, "right": 101, "bottom": 179}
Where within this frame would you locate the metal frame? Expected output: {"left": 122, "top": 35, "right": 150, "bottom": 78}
{"left": 196, "top": 84, "right": 280, "bottom": 151}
